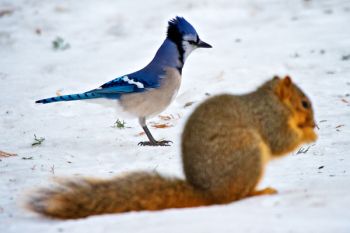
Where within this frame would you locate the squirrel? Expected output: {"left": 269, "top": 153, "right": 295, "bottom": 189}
{"left": 26, "top": 75, "right": 317, "bottom": 219}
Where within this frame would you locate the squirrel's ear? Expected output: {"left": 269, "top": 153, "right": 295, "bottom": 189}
{"left": 273, "top": 75, "right": 280, "bottom": 80}
{"left": 275, "top": 76, "right": 293, "bottom": 100}
{"left": 283, "top": 76, "right": 292, "bottom": 86}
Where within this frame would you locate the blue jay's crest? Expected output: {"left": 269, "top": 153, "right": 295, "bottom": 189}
{"left": 167, "top": 16, "right": 198, "bottom": 43}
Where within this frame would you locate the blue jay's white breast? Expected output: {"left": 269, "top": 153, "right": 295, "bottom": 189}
{"left": 119, "top": 67, "right": 181, "bottom": 119}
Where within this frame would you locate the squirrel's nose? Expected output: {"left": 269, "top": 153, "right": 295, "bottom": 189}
{"left": 300, "top": 116, "right": 316, "bottom": 129}
{"left": 307, "top": 118, "right": 317, "bottom": 129}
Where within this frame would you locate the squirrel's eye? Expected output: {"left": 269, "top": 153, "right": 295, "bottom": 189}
{"left": 302, "top": 100, "right": 309, "bottom": 109}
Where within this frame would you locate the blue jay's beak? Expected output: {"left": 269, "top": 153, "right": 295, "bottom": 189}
{"left": 197, "top": 40, "right": 212, "bottom": 48}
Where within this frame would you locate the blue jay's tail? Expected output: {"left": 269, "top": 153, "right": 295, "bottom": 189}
{"left": 35, "top": 92, "right": 103, "bottom": 104}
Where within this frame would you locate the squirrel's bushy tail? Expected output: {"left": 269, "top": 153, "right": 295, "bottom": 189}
{"left": 26, "top": 172, "right": 211, "bottom": 219}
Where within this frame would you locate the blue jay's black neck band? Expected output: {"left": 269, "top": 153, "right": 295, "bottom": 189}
{"left": 176, "top": 66, "right": 182, "bottom": 74}
{"left": 167, "top": 23, "right": 185, "bottom": 65}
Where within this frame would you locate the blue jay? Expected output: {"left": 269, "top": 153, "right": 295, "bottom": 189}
{"left": 36, "top": 16, "right": 212, "bottom": 146}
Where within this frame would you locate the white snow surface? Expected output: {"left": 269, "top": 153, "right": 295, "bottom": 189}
{"left": 1, "top": 0, "right": 350, "bottom": 232}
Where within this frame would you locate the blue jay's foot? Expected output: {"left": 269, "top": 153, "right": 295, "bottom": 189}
{"left": 138, "top": 140, "right": 173, "bottom": 146}
{"left": 139, "top": 123, "right": 172, "bottom": 146}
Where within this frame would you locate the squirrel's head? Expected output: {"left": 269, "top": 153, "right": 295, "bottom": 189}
{"left": 273, "top": 75, "right": 318, "bottom": 143}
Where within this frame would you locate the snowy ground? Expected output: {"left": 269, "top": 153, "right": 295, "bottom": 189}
{"left": 1, "top": 0, "right": 350, "bottom": 232}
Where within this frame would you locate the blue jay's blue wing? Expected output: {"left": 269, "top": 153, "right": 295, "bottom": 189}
{"left": 87, "top": 84, "right": 135, "bottom": 94}
{"left": 83, "top": 69, "right": 164, "bottom": 99}
{"left": 100, "top": 69, "right": 163, "bottom": 90}
{"left": 36, "top": 67, "right": 166, "bottom": 104}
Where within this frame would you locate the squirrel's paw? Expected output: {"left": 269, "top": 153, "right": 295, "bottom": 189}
{"left": 260, "top": 187, "right": 278, "bottom": 195}
{"left": 138, "top": 140, "right": 173, "bottom": 146}
{"left": 249, "top": 187, "right": 278, "bottom": 197}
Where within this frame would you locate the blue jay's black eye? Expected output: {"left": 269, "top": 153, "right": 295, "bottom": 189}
{"left": 188, "top": 40, "right": 196, "bottom": 45}
{"left": 302, "top": 100, "right": 309, "bottom": 109}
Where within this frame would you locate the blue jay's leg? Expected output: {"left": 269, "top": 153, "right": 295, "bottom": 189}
{"left": 137, "top": 117, "right": 172, "bottom": 146}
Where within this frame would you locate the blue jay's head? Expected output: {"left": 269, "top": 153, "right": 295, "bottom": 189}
{"left": 167, "top": 16, "right": 212, "bottom": 64}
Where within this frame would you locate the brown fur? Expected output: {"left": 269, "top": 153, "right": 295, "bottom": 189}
{"left": 182, "top": 76, "right": 317, "bottom": 202}
{"left": 27, "top": 76, "right": 317, "bottom": 219}
{"left": 27, "top": 172, "right": 212, "bottom": 219}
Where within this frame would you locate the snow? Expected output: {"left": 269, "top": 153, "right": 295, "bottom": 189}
{"left": 1, "top": 0, "right": 350, "bottom": 232}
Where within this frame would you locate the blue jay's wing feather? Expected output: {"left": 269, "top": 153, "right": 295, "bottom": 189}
{"left": 36, "top": 71, "right": 164, "bottom": 104}
{"left": 99, "top": 70, "right": 163, "bottom": 91}
{"left": 84, "top": 71, "right": 163, "bottom": 99}
{"left": 86, "top": 85, "right": 135, "bottom": 94}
